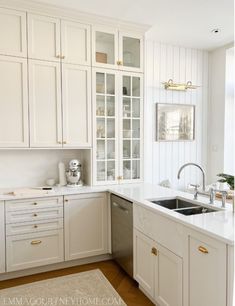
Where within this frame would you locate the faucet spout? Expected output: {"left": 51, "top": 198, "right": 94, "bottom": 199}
{"left": 177, "top": 162, "right": 206, "bottom": 191}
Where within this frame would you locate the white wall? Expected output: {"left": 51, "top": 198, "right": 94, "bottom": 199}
{"left": 144, "top": 40, "right": 209, "bottom": 190}
{"left": 207, "top": 43, "right": 234, "bottom": 183}
{"left": 0, "top": 149, "right": 91, "bottom": 188}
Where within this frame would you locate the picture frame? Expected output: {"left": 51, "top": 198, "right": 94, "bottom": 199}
{"left": 156, "top": 103, "right": 195, "bottom": 141}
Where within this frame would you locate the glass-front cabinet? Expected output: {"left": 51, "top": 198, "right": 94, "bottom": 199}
{"left": 93, "top": 69, "right": 143, "bottom": 185}
{"left": 92, "top": 27, "right": 143, "bottom": 72}
{"left": 121, "top": 73, "right": 142, "bottom": 181}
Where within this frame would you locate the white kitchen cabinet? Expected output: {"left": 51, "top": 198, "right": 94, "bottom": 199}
{"left": 93, "top": 69, "right": 143, "bottom": 184}
{"left": 28, "top": 14, "right": 61, "bottom": 62}
{"left": 62, "top": 64, "right": 91, "bottom": 147}
{"left": 155, "top": 243, "right": 183, "bottom": 306}
{"left": 0, "top": 8, "right": 27, "bottom": 57}
{"left": 61, "top": 20, "right": 91, "bottom": 65}
{"left": 0, "top": 56, "right": 29, "bottom": 148}
{"left": 0, "top": 202, "right": 5, "bottom": 274}
{"left": 119, "top": 32, "right": 143, "bottom": 72}
{"left": 189, "top": 232, "right": 227, "bottom": 306}
{"left": 92, "top": 27, "right": 143, "bottom": 72}
{"left": 64, "top": 193, "right": 108, "bottom": 261}
{"left": 134, "top": 229, "right": 155, "bottom": 297}
{"left": 6, "top": 229, "right": 64, "bottom": 272}
{"left": 29, "top": 60, "right": 62, "bottom": 147}
{"left": 134, "top": 229, "right": 183, "bottom": 306}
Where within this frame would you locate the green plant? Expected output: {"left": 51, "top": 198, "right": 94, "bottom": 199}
{"left": 217, "top": 173, "right": 234, "bottom": 190}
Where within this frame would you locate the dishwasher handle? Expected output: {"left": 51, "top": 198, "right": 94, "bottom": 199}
{"left": 112, "top": 201, "right": 129, "bottom": 213}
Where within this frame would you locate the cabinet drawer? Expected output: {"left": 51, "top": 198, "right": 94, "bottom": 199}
{"left": 6, "top": 207, "right": 63, "bottom": 224}
{"left": 6, "top": 218, "right": 63, "bottom": 236}
{"left": 6, "top": 229, "right": 64, "bottom": 272}
{"left": 6, "top": 196, "right": 63, "bottom": 212}
{"left": 134, "top": 204, "right": 184, "bottom": 257}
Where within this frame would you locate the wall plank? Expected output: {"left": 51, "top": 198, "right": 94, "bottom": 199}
{"left": 144, "top": 41, "right": 209, "bottom": 189}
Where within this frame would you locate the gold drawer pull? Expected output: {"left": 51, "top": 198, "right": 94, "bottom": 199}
{"left": 33, "top": 213, "right": 38, "bottom": 217}
{"left": 56, "top": 54, "right": 61, "bottom": 58}
{"left": 34, "top": 225, "right": 38, "bottom": 228}
{"left": 151, "top": 247, "right": 158, "bottom": 256}
{"left": 33, "top": 202, "right": 37, "bottom": 205}
{"left": 31, "top": 240, "right": 42, "bottom": 245}
{"left": 61, "top": 55, "right": 65, "bottom": 59}
{"left": 198, "top": 246, "right": 209, "bottom": 254}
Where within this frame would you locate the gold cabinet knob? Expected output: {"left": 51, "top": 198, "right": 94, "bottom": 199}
{"left": 58, "top": 141, "right": 62, "bottom": 144}
{"left": 117, "top": 60, "right": 123, "bottom": 66}
{"left": 31, "top": 240, "right": 42, "bottom": 245}
{"left": 56, "top": 54, "right": 61, "bottom": 58}
{"left": 33, "top": 202, "right": 37, "bottom": 205}
{"left": 117, "top": 176, "right": 123, "bottom": 180}
{"left": 34, "top": 225, "right": 38, "bottom": 228}
{"left": 65, "top": 199, "right": 68, "bottom": 202}
{"left": 61, "top": 55, "right": 65, "bottom": 59}
{"left": 151, "top": 247, "right": 158, "bottom": 256}
{"left": 63, "top": 141, "right": 67, "bottom": 144}
{"left": 33, "top": 213, "right": 38, "bottom": 217}
{"left": 198, "top": 246, "right": 209, "bottom": 254}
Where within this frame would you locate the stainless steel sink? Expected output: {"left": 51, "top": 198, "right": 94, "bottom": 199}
{"left": 149, "top": 198, "right": 219, "bottom": 216}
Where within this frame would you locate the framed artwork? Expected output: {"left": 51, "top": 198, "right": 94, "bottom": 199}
{"left": 156, "top": 103, "right": 195, "bottom": 141}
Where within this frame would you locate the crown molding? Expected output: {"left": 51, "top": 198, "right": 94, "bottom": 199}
{"left": 0, "top": 0, "right": 151, "bottom": 33}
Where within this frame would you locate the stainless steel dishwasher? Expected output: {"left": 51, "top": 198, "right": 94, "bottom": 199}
{"left": 111, "top": 194, "right": 133, "bottom": 277}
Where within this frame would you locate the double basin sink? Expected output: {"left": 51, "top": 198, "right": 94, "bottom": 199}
{"left": 149, "top": 198, "right": 220, "bottom": 216}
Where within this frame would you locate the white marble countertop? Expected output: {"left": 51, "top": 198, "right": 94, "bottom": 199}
{"left": 0, "top": 183, "right": 234, "bottom": 245}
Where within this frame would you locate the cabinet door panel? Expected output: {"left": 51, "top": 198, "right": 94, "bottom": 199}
{"left": 61, "top": 20, "right": 91, "bottom": 65}
{"left": 0, "top": 202, "right": 5, "bottom": 273}
{"left": 0, "top": 8, "right": 27, "bottom": 57}
{"left": 92, "top": 26, "right": 119, "bottom": 69}
{"left": 189, "top": 235, "right": 227, "bottom": 306}
{"left": 29, "top": 60, "right": 62, "bottom": 147}
{"left": 134, "top": 229, "right": 155, "bottom": 297}
{"left": 0, "top": 56, "right": 28, "bottom": 147}
{"left": 62, "top": 64, "right": 91, "bottom": 147}
{"left": 155, "top": 243, "right": 183, "bottom": 306}
{"left": 119, "top": 32, "right": 143, "bottom": 72}
{"left": 28, "top": 14, "right": 60, "bottom": 61}
{"left": 64, "top": 193, "right": 108, "bottom": 260}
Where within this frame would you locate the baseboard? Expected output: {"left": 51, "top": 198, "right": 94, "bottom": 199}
{"left": 0, "top": 254, "right": 112, "bottom": 281}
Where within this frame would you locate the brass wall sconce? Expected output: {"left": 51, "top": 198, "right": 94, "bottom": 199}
{"left": 162, "top": 79, "right": 199, "bottom": 91}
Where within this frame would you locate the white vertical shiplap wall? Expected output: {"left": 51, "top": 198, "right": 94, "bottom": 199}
{"left": 144, "top": 41, "right": 209, "bottom": 190}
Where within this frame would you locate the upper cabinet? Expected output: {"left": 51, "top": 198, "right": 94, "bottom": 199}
{"left": 61, "top": 21, "right": 91, "bottom": 65}
{"left": 0, "top": 8, "right": 27, "bottom": 57}
{"left": 92, "top": 26, "right": 143, "bottom": 72}
{"left": 0, "top": 56, "right": 28, "bottom": 148}
{"left": 28, "top": 14, "right": 91, "bottom": 65}
{"left": 28, "top": 14, "right": 61, "bottom": 62}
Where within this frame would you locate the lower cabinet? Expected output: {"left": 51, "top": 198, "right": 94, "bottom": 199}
{"left": 64, "top": 193, "right": 108, "bottom": 261}
{"left": 0, "top": 202, "right": 5, "bottom": 273}
{"left": 188, "top": 232, "right": 227, "bottom": 306}
{"left": 7, "top": 229, "right": 64, "bottom": 272}
{"left": 134, "top": 229, "right": 183, "bottom": 306}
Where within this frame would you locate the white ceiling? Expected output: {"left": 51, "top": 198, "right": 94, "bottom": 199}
{"left": 26, "top": 0, "right": 234, "bottom": 50}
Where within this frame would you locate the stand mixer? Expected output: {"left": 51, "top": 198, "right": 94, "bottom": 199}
{"left": 66, "top": 159, "right": 83, "bottom": 187}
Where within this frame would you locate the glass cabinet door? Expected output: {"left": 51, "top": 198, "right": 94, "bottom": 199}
{"left": 93, "top": 28, "right": 118, "bottom": 68}
{"left": 120, "top": 33, "right": 143, "bottom": 72}
{"left": 121, "top": 74, "right": 142, "bottom": 181}
{"left": 94, "top": 70, "right": 118, "bottom": 184}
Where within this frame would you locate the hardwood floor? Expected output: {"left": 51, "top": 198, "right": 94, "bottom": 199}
{"left": 0, "top": 260, "right": 154, "bottom": 306}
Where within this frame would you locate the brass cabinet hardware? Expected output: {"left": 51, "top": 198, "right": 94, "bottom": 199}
{"left": 117, "top": 176, "right": 123, "bottom": 180}
{"left": 63, "top": 141, "right": 67, "bottom": 144}
{"left": 151, "top": 247, "right": 158, "bottom": 256}
{"left": 32, "top": 202, "right": 37, "bottom": 205}
{"left": 56, "top": 54, "right": 61, "bottom": 58}
{"left": 34, "top": 225, "right": 38, "bottom": 228}
{"left": 58, "top": 141, "right": 62, "bottom": 144}
{"left": 65, "top": 199, "right": 68, "bottom": 202}
{"left": 117, "top": 60, "right": 123, "bottom": 65}
{"left": 31, "top": 240, "right": 42, "bottom": 245}
{"left": 33, "top": 213, "right": 38, "bottom": 217}
{"left": 198, "top": 246, "right": 209, "bottom": 254}
{"left": 61, "top": 55, "right": 65, "bottom": 59}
